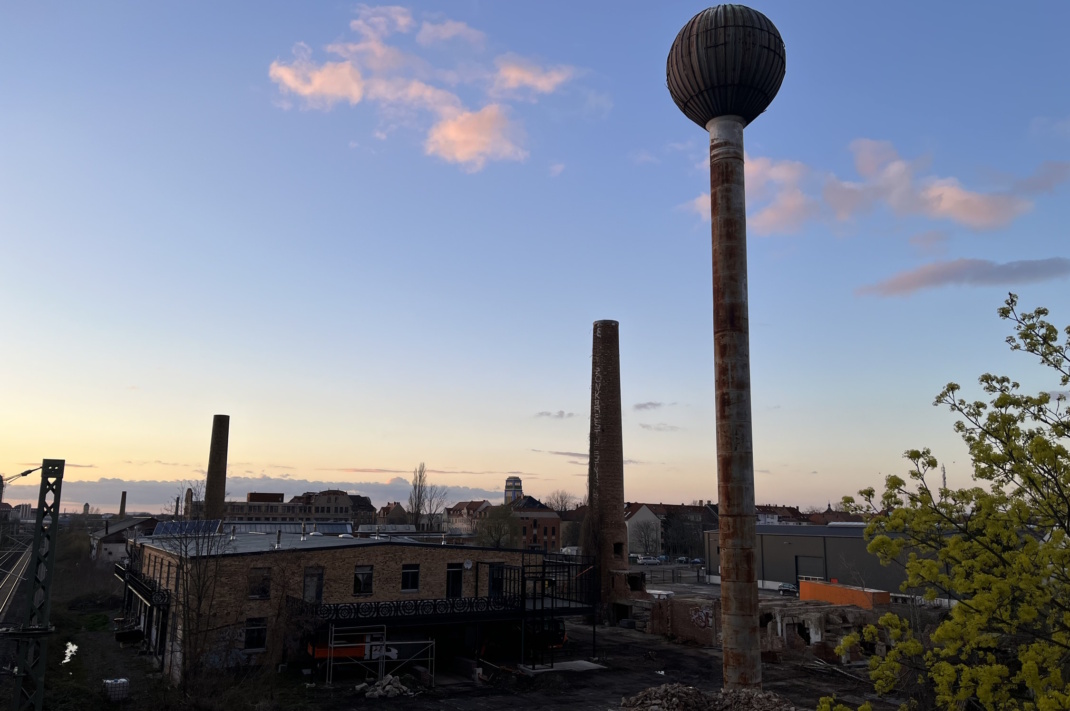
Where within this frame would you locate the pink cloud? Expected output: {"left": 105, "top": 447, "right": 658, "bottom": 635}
{"left": 492, "top": 55, "right": 574, "bottom": 96}
{"left": 349, "top": 5, "right": 414, "bottom": 38}
{"left": 268, "top": 44, "right": 364, "bottom": 109}
{"left": 416, "top": 20, "right": 485, "bottom": 47}
{"left": 825, "top": 139, "right": 1034, "bottom": 230}
{"left": 681, "top": 152, "right": 817, "bottom": 234}
{"left": 364, "top": 77, "right": 462, "bottom": 116}
{"left": 425, "top": 104, "right": 528, "bottom": 171}
{"left": 857, "top": 257, "right": 1070, "bottom": 296}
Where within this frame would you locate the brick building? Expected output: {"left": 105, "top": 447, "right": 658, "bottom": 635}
{"left": 115, "top": 524, "right": 594, "bottom": 684}
{"left": 508, "top": 496, "right": 560, "bottom": 551}
{"left": 445, "top": 500, "right": 491, "bottom": 534}
{"left": 202, "top": 490, "right": 377, "bottom": 527}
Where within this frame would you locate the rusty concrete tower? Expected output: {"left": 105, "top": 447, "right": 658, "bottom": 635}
{"left": 667, "top": 5, "right": 786, "bottom": 690}
{"left": 204, "top": 414, "right": 230, "bottom": 520}
{"left": 582, "top": 320, "right": 628, "bottom": 614}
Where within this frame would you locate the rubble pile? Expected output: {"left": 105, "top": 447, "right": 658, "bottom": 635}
{"left": 621, "top": 683, "right": 796, "bottom": 711}
{"left": 355, "top": 674, "right": 414, "bottom": 699}
{"left": 620, "top": 683, "right": 711, "bottom": 711}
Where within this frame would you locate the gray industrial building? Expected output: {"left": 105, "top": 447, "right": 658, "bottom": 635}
{"left": 704, "top": 525, "right": 909, "bottom": 594}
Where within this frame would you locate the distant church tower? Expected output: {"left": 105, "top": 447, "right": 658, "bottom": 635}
{"left": 504, "top": 476, "right": 523, "bottom": 504}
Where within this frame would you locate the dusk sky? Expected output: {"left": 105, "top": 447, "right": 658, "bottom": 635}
{"left": 3, "top": 2, "right": 1069, "bottom": 513}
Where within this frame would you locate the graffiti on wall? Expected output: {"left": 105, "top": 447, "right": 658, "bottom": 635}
{"left": 689, "top": 606, "right": 715, "bottom": 629}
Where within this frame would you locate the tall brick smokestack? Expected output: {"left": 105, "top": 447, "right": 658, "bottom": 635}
{"left": 204, "top": 414, "right": 230, "bottom": 520}
{"left": 582, "top": 320, "right": 629, "bottom": 613}
{"left": 118, "top": 491, "right": 127, "bottom": 519}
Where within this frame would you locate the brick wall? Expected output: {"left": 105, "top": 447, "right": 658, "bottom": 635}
{"left": 132, "top": 539, "right": 540, "bottom": 678}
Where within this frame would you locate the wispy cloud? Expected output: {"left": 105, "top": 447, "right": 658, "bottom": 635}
{"left": 633, "top": 401, "right": 663, "bottom": 411}
{"left": 745, "top": 153, "right": 819, "bottom": 235}
{"left": 1030, "top": 115, "right": 1070, "bottom": 140}
{"left": 416, "top": 20, "right": 485, "bottom": 47}
{"left": 491, "top": 55, "right": 574, "bottom": 98}
{"left": 269, "top": 6, "right": 588, "bottom": 172}
{"left": 531, "top": 449, "right": 587, "bottom": 459}
{"left": 629, "top": 149, "right": 659, "bottom": 165}
{"left": 680, "top": 152, "right": 817, "bottom": 235}
{"left": 424, "top": 104, "right": 527, "bottom": 171}
{"left": 857, "top": 257, "right": 1070, "bottom": 296}
{"left": 1, "top": 474, "right": 505, "bottom": 513}
{"left": 535, "top": 410, "right": 574, "bottom": 419}
{"left": 639, "top": 423, "right": 682, "bottom": 432}
{"left": 548, "top": 163, "right": 565, "bottom": 177}
{"left": 823, "top": 139, "right": 1056, "bottom": 230}
{"left": 269, "top": 43, "right": 364, "bottom": 109}
{"left": 682, "top": 140, "right": 1067, "bottom": 237}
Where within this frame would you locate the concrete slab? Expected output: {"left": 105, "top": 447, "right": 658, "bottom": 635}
{"left": 518, "top": 660, "right": 607, "bottom": 675}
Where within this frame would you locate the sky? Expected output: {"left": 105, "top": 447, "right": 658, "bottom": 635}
{"left": 2, "top": 2, "right": 1069, "bottom": 514}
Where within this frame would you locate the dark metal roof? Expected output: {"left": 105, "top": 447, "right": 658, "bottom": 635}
{"left": 222, "top": 521, "right": 353, "bottom": 535}
{"left": 755, "top": 524, "right": 866, "bottom": 538}
{"left": 667, "top": 4, "right": 786, "bottom": 128}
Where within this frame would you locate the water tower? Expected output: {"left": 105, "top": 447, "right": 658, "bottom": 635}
{"left": 667, "top": 4, "right": 786, "bottom": 690}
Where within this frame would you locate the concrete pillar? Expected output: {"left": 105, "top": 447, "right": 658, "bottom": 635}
{"left": 708, "top": 115, "right": 760, "bottom": 688}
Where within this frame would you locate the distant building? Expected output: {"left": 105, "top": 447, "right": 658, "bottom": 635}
{"left": 193, "top": 490, "right": 377, "bottom": 528}
{"left": 89, "top": 517, "right": 158, "bottom": 564}
{"left": 504, "top": 476, "right": 523, "bottom": 504}
{"left": 623, "top": 502, "right": 718, "bottom": 558}
{"left": 446, "top": 500, "right": 491, "bottom": 534}
{"left": 704, "top": 525, "right": 910, "bottom": 595}
{"left": 377, "top": 501, "right": 408, "bottom": 526}
{"left": 508, "top": 495, "right": 560, "bottom": 551}
{"left": 13, "top": 503, "right": 33, "bottom": 520}
{"left": 755, "top": 504, "right": 811, "bottom": 526}
{"left": 807, "top": 504, "right": 864, "bottom": 526}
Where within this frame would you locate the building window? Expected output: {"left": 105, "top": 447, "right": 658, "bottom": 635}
{"left": 303, "top": 567, "right": 324, "bottom": 603}
{"left": 446, "top": 563, "right": 463, "bottom": 598}
{"left": 244, "top": 617, "right": 268, "bottom": 650}
{"left": 353, "top": 565, "right": 373, "bottom": 596}
{"left": 401, "top": 564, "right": 419, "bottom": 592}
{"left": 247, "top": 567, "right": 271, "bottom": 599}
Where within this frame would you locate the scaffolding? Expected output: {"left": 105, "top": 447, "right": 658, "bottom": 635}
{"left": 319, "top": 623, "right": 436, "bottom": 687}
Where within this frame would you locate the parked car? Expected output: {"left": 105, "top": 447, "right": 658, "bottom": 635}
{"left": 657, "top": 555, "right": 669, "bottom": 563}
{"left": 676, "top": 556, "right": 689, "bottom": 564}
{"left": 777, "top": 583, "right": 798, "bottom": 596}
{"left": 637, "top": 555, "right": 661, "bottom": 565}
{"left": 690, "top": 558, "right": 704, "bottom": 566}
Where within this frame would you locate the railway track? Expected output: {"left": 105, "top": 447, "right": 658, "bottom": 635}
{"left": 0, "top": 540, "right": 32, "bottom": 621}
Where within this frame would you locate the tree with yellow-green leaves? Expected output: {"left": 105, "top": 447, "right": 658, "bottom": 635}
{"left": 821, "top": 294, "right": 1070, "bottom": 711}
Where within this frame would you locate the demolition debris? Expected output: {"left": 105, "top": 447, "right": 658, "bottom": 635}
{"left": 621, "top": 683, "right": 797, "bottom": 711}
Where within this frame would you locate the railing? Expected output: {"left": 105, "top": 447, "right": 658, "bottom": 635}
{"left": 286, "top": 594, "right": 522, "bottom": 622}
{"left": 114, "top": 562, "right": 170, "bottom": 607}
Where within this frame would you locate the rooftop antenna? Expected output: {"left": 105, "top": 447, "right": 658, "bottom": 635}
{"left": 667, "top": 4, "right": 786, "bottom": 691}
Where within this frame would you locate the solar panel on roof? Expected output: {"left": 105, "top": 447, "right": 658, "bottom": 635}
{"left": 151, "top": 520, "right": 222, "bottom": 536}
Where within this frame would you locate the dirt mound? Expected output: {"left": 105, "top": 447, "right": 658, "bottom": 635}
{"left": 621, "top": 683, "right": 797, "bottom": 711}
